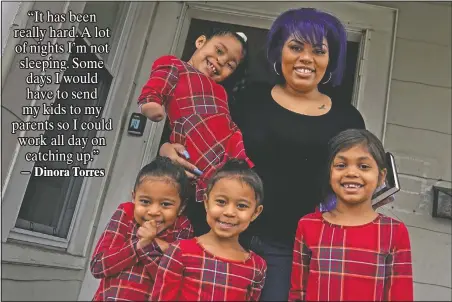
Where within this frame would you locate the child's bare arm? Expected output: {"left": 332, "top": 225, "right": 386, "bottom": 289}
{"left": 140, "top": 102, "right": 165, "bottom": 122}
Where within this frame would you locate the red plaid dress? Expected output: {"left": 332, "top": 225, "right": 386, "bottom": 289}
{"left": 150, "top": 237, "right": 267, "bottom": 301}
{"left": 91, "top": 202, "right": 193, "bottom": 301}
{"left": 289, "top": 212, "right": 414, "bottom": 301}
{"left": 138, "top": 55, "right": 253, "bottom": 202}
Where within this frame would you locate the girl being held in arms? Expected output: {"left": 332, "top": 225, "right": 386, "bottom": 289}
{"left": 289, "top": 129, "right": 413, "bottom": 301}
{"left": 138, "top": 30, "right": 252, "bottom": 203}
{"left": 150, "top": 159, "right": 266, "bottom": 301}
{"left": 90, "top": 156, "right": 193, "bottom": 301}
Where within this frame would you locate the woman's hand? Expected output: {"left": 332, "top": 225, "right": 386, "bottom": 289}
{"left": 159, "top": 143, "right": 202, "bottom": 179}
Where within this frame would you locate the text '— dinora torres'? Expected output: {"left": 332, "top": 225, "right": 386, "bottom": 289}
{"left": 32, "top": 166, "right": 106, "bottom": 177}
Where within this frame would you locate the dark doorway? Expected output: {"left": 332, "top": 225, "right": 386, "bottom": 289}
{"left": 159, "top": 18, "right": 360, "bottom": 147}
{"left": 181, "top": 18, "right": 360, "bottom": 106}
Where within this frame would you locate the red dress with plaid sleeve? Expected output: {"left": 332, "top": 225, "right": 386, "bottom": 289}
{"left": 138, "top": 55, "right": 253, "bottom": 202}
{"left": 289, "top": 212, "right": 414, "bottom": 301}
{"left": 91, "top": 202, "right": 193, "bottom": 301}
{"left": 150, "top": 238, "right": 267, "bottom": 301}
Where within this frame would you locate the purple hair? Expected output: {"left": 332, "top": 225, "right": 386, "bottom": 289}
{"left": 266, "top": 8, "right": 347, "bottom": 87}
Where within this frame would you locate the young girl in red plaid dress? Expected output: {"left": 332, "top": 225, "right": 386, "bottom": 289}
{"left": 90, "top": 156, "right": 194, "bottom": 301}
{"left": 137, "top": 30, "right": 252, "bottom": 204}
{"left": 290, "top": 129, "right": 414, "bottom": 301}
{"left": 150, "top": 159, "right": 267, "bottom": 301}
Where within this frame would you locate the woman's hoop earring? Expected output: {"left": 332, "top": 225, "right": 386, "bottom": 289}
{"left": 321, "top": 72, "right": 332, "bottom": 84}
{"left": 273, "top": 62, "right": 280, "bottom": 76}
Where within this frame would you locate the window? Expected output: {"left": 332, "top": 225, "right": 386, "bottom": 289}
{"left": 15, "top": 37, "right": 112, "bottom": 238}
{"left": 14, "top": 2, "right": 129, "bottom": 239}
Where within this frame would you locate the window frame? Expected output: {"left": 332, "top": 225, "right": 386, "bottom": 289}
{"left": 1, "top": 1, "right": 139, "bottom": 254}
{"left": 13, "top": 35, "right": 114, "bottom": 240}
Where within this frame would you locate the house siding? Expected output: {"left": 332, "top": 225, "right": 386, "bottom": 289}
{"left": 1, "top": 263, "right": 84, "bottom": 301}
{"left": 372, "top": 2, "right": 451, "bottom": 300}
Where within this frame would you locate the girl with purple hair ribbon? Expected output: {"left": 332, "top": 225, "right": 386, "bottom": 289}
{"left": 160, "top": 8, "right": 367, "bottom": 300}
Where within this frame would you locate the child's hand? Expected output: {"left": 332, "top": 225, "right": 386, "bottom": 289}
{"left": 136, "top": 220, "right": 158, "bottom": 249}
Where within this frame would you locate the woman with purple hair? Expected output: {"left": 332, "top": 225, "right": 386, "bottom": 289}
{"left": 160, "top": 8, "right": 365, "bottom": 300}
